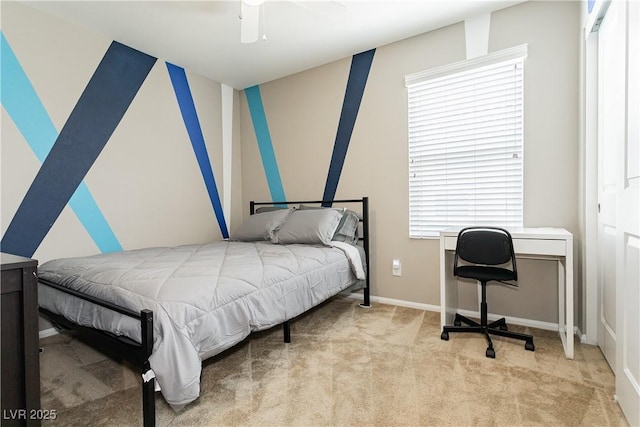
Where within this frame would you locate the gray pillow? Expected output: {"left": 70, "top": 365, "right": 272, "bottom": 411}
{"left": 298, "top": 204, "right": 345, "bottom": 213}
{"left": 255, "top": 206, "right": 288, "bottom": 214}
{"left": 298, "top": 205, "right": 360, "bottom": 244}
{"left": 230, "top": 208, "right": 293, "bottom": 241}
{"left": 274, "top": 209, "right": 343, "bottom": 245}
{"left": 332, "top": 209, "right": 361, "bottom": 244}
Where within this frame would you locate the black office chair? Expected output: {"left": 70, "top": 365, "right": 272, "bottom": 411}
{"left": 440, "top": 226, "right": 535, "bottom": 358}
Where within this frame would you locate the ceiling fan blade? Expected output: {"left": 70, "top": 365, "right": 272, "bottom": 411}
{"left": 240, "top": 2, "right": 260, "bottom": 44}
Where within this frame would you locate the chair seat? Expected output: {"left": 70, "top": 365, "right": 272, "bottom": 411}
{"left": 456, "top": 265, "right": 515, "bottom": 282}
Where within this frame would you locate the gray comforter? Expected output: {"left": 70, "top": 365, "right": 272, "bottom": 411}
{"left": 38, "top": 241, "right": 365, "bottom": 409}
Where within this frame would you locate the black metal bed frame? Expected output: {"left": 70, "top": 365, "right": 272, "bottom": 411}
{"left": 249, "top": 197, "right": 370, "bottom": 309}
{"left": 38, "top": 197, "right": 370, "bottom": 427}
{"left": 38, "top": 281, "right": 156, "bottom": 427}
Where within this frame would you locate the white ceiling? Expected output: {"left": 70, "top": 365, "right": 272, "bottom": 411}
{"left": 27, "top": 0, "right": 526, "bottom": 89}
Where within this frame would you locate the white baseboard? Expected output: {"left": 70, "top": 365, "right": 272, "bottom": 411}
{"left": 346, "top": 293, "right": 440, "bottom": 313}
{"left": 456, "top": 308, "right": 559, "bottom": 331}
{"left": 39, "top": 328, "right": 59, "bottom": 339}
{"left": 346, "top": 293, "right": 561, "bottom": 332}
{"left": 576, "top": 327, "right": 590, "bottom": 344}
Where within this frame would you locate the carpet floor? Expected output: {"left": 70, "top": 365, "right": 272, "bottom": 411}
{"left": 39, "top": 297, "right": 629, "bottom": 426}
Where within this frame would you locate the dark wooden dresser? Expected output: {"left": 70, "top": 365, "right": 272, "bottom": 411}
{"left": 1, "top": 252, "right": 40, "bottom": 426}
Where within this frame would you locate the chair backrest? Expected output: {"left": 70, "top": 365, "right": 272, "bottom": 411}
{"left": 454, "top": 227, "right": 517, "bottom": 275}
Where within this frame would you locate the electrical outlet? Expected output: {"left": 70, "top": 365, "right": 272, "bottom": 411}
{"left": 392, "top": 259, "right": 401, "bottom": 276}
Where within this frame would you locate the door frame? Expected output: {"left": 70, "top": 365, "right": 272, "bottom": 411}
{"left": 583, "top": 0, "right": 610, "bottom": 346}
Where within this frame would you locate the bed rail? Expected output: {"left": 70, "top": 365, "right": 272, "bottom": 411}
{"left": 38, "top": 279, "right": 156, "bottom": 427}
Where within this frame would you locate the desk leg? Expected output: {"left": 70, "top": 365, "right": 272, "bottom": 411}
{"left": 566, "top": 239, "right": 574, "bottom": 359}
{"left": 440, "top": 244, "right": 457, "bottom": 330}
{"left": 558, "top": 252, "right": 574, "bottom": 359}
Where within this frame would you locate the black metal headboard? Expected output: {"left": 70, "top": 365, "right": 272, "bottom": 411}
{"left": 249, "top": 197, "right": 370, "bottom": 307}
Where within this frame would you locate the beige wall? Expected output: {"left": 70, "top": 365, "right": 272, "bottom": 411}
{"left": 240, "top": 1, "right": 581, "bottom": 325}
{"left": 2, "top": 2, "right": 242, "bottom": 265}
{"left": 2, "top": 3, "right": 244, "bottom": 330}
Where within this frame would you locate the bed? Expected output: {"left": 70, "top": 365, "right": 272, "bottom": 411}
{"left": 37, "top": 197, "right": 370, "bottom": 427}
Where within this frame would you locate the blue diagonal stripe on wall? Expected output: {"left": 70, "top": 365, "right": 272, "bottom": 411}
{"left": 166, "top": 63, "right": 229, "bottom": 238}
{"left": 322, "top": 49, "right": 375, "bottom": 207}
{"left": 1, "top": 33, "right": 59, "bottom": 160}
{"left": 0, "top": 33, "right": 124, "bottom": 255}
{"left": 1, "top": 41, "right": 156, "bottom": 258}
{"left": 244, "top": 85, "right": 287, "bottom": 204}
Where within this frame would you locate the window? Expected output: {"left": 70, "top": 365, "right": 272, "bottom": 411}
{"left": 406, "top": 45, "right": 527, "bottom": 238}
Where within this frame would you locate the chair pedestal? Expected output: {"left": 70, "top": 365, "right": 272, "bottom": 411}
{"left": 440, "top": 282, "right": 535, "bottom": 358}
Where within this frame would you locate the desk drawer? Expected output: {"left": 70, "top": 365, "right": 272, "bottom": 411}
{"left": 513, "top": 238, "right": 566, "bottom": 256}
{"left": 443, "top": 236, "right": 566, "bottom": 256}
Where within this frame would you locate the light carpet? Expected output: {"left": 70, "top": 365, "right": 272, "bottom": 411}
{"left": 39, "top": 297, "right": 629, "bottom": 426}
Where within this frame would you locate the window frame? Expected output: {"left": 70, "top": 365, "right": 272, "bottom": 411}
{"left": 405, "top": 44, "right": 528, "bottom": 239}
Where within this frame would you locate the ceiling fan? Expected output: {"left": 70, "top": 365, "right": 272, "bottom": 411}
{"left": 239, "top": 0, "right": 346, "bottom": 44}
{"left": 239, "top": 0, "right": 265, "bottom": 44}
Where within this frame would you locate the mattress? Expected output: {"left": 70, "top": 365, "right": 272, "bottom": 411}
{"left": 37, "top": 240, "right": 365, "bottom": 409}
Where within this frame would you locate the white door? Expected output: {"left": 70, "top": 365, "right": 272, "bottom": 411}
{"left": 615, "top": 0, "right": 640, "bottom": 424}
{"left": 598, "top": 1, "right": 640, "bottom": 424}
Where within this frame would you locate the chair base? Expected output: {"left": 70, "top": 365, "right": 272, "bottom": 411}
{"left": 441, "top": 313, "right": 535, "bottom": 358}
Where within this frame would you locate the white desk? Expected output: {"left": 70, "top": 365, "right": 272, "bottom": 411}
{"left": 439, "top": 227, "right": 574, "bottom": 359}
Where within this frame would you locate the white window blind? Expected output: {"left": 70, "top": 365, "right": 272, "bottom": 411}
{"left": 406, "top": 45, "right": 526, "bottom": 238}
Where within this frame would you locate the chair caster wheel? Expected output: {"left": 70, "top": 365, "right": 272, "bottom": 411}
{"left": 441, "top": 331, "right": 449, "bottom": 341}
{"left": 486, "top": 348, "right": 495, "bottom": 358}
{"left": 454, "top": 320, "right": 461, "bottom": 326}
{"left": 525, "top": 341, "right": 535, "bottom": 351}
